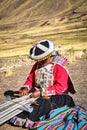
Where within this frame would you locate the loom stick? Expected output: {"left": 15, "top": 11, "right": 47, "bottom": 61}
{"left": 0, "top": 97, "right": 37, "bottom": 118}
{"left": 0, "top": 108, "right": 23, "bottom": 125}
{"left": 0, "top": 94, "right": 31, "bottom": 109}
{"left": 0, "top": 97, "right": 38, "bottom": 125}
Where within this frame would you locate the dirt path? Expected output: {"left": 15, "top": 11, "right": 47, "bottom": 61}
{"left": 0, "top": 57, "right": 87, "bottom": 130}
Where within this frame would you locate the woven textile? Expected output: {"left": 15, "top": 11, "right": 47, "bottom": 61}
{"left": 9, "top": 105, "right": 87, "bottom": 129}
{"left": 30, "top": 105, "right": 87, "bottom": 130}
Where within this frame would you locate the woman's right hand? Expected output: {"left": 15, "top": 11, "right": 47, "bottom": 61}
{"left": 19, "top": 88, "right": 28, "bottom": 96}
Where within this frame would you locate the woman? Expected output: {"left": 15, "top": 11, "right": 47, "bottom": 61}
{"left": 10, "top": 40, "right": 76, "bottom": 128}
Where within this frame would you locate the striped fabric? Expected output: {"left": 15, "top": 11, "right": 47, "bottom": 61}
{"left": 9, "top": 105, "right": 87, "bottom": 129}
{"left": 30, "top": 105, "right": 87, "bottom": 130}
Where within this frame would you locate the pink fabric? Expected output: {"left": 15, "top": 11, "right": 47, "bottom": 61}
{"left": 24, "top": 63, "right": 37, "bottom": 89}
{"left": 47, "top": 64, "right": 68, "bottom": 94}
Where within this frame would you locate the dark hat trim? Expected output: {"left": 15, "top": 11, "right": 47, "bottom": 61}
{"left": 40, "top": 41, "right": 49, "bottom": 48}
{"left": 30, "top": 47, "right": 33, "bottom": 55}
{"left": 35, "top": 47, "right": 45, "bottom": 56}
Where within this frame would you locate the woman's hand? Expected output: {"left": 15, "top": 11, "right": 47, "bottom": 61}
{"left": 31, "top": 90, "right": 41, "bottom": 98}
{"left": 19, "top": 88, "right": 28, "bottom": 96}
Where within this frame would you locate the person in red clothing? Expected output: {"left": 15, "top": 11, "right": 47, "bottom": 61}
{"left": 10, "top": 40, "right": 76, "bottom": 128}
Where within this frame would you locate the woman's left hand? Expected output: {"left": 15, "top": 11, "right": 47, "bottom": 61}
{"left": 31, "top": 90, "right": 41, "bottom": 98}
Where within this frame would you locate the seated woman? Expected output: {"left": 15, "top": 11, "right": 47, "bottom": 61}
{"left": 10, "top": 40, "right": 76, "bottom": 128}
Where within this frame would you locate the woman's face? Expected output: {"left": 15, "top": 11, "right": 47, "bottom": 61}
{"left": 38, "top": 56, "right": 53, "bottom": 66}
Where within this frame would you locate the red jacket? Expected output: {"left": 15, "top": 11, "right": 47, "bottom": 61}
{"left": 22, "top": 63, "right": 76, "bottom": 96}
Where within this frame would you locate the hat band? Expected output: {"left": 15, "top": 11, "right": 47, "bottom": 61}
{"left": 37, "top": 52, "right": 53, "bottom": 62}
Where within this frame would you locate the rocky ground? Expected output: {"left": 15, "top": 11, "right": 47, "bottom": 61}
{"left": 0, "top": 57, "right": 87, "bottom": 130}
{"left": 69, "top": 58, "right": 87, "bottom": 109}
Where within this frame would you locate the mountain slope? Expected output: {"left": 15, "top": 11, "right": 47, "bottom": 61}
{"left": 0, "top": 0, "right": 87, "bottom": 30}
{"left": 0, "top": 0, "right": 87, "bottom": 59}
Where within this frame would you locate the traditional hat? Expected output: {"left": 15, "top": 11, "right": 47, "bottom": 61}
{"left": 29, "top": 40, "right": 55, "bottom": 61}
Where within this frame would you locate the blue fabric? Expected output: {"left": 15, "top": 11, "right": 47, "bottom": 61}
{"left": 31, "top": 105, "right": 87, "bottom": 130}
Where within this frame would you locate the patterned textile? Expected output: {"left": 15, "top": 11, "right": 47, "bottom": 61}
{"left": 35, "top": 64, "right": 54, "bottom": 87}
{"left": 9, "top": 105, "right": 87, "bottom": 129}
{"left": 10, "top": 117, "right": 34, "bottom": 128}
{"left": 30, "top": 105, "right": 87, "bottom": 130}
{"left": 35, "top": 64, "right": 55, "bottom": 96}
{"left": 52, "top": 54, "right": 68, "bottom": 70}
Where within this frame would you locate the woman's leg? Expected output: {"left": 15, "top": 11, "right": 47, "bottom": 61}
{"left": 50, "top": 94, "right": 75, "bottom": 108}
{"left": 28, "top": 97, "right": 52, "bottom": 121}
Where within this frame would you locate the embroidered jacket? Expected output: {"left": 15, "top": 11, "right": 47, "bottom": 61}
{"left": 21, "top": 62, "right": 76, "bottom": 96}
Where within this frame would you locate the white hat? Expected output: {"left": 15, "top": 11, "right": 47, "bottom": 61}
{"left": 29, "top": 40, "right": 55, "bottom": 61}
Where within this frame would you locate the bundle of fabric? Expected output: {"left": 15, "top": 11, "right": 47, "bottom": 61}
{"left": 30, "top": 105, "right": 87, "bottom": 130}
